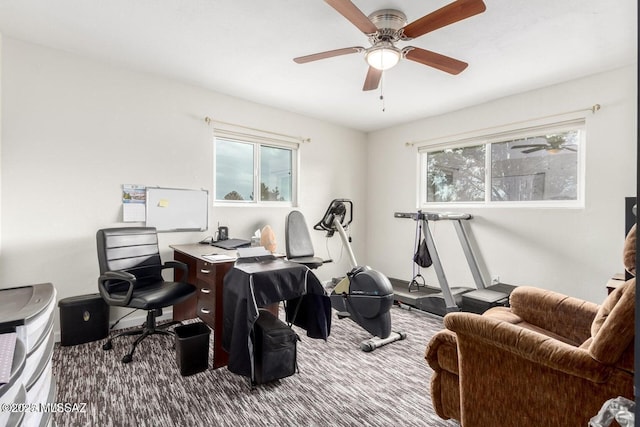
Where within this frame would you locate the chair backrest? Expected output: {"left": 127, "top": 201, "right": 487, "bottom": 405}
{"left": 285, "top": 211, "right": 315, "bottom": 259}
{"left": 96, "top": 227, "right": 163, "bottom": 292}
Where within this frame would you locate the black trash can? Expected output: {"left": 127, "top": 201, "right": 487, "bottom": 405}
{"left": 58, "top": 294, "right": 109, "bottom": 346}
{"left": 175, "top": 322, "right": 210, "bottom": 376}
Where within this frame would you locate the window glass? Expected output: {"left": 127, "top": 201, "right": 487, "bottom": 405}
{"left": 214, "top": 137, "right": 297, "bottom": 204}
{"left": 420, "top": 121, "right": 584, "bottom": 207}
{"left": 426, "top": 145, "right": 485, "bottom": 202}
{"left": 491, "top": 130, "right": 580, "bottom": 202}
{"left": 215, "top": 139, "right": 254, "bottom": 201}
{"left": 260, "top": 145, "right": 292, "bottom": 202}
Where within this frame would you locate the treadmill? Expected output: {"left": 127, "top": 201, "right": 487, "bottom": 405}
{"left": 393, "top": 211, "right": 515, "bottom": 316}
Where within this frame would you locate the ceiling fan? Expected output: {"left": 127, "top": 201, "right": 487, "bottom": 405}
{"left": 511, "top": 135, "right": 578, "bottom": 154}
{"left": 293, "top": 0, "right": 487, "bottom": 91}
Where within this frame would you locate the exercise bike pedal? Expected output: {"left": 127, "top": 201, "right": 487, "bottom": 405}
{"left": 336, "top": 311, "right": 351, "bottom": 319}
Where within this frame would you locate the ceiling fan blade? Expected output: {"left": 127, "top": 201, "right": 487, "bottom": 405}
{"left": 363, "top": 67, "right": 382, "bottom": 91}
{"left": 402, "top": 0, "right": 486, "bottom": 40}
{"left": 294, "top": 46, "right": 364, "bottom": 64}
{"left": 522, "top": 147, "right": 546, "bottom": 154}
{"left": 325, "top": 0, "right": 378, "bottom": 34}
{"left": 511, "top": 144, "right": 547, "bottom": 149}
{"left": 404, "top": 47, "right": 468, "bottom": 74}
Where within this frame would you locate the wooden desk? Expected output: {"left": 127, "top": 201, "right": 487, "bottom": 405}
{"left": 170, "top": 244, "right": 237, "bottom": 369}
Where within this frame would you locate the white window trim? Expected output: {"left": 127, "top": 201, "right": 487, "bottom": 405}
{"left": 417, "top": 116, "right": 587, "bottom": 209}
{"left": 213, "top": 133, "right": 299, "bottom": 207}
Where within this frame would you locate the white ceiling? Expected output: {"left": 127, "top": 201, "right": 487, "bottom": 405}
{"left": 0, "top": 0, "right": 636, "bottom": 132}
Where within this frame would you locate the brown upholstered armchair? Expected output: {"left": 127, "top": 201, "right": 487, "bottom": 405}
{"left": 426, "top": 225, "right": 636, "bottom": 426}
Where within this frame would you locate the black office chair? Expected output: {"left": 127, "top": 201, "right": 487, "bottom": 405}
{"left": 96, "top": 227, "right": 196, "bottom": 363}
{"left": 285, "top": 210, "right": 324, "bottom": 269}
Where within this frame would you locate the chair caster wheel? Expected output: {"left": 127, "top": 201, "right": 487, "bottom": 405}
{"left": 103, "top": 341, "right": 112, "bottom": 351}
{"left": 122, "top": 354, "right": 133, "bottom": 363}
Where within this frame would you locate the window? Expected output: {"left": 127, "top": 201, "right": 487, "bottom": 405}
{"left": 214, "top": 137, "right": 297, "bottom": 205}
{"left": 420, "top": 120, "right": 585, "bottom": 207}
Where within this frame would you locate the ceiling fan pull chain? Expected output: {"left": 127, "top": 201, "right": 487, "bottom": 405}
{"left": 380, "top": 73, "right": 386, "bottom": 112}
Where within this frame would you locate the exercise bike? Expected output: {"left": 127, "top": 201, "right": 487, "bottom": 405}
{"left": 314, "top": 199, "right": 406, "bottom": 352}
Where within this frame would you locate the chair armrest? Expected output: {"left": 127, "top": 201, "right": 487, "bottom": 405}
{"left": 445, "top": 312, "right": 610, "bottom": 382}
{"left": 162, "top": 260, "right": 188, "bottom": 279}
{"left": 425, "top": 329, "right": 458, "bottom": 373}
{"left": 98, "top": 270, "right": 136, "bottom": 306}
{"left": 508, "top": 286, "right": 599, "bottom": 344}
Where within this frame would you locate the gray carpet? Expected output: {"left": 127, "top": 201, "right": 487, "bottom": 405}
{"left": 51, "top": 306, "right": 459, "bottom": 427}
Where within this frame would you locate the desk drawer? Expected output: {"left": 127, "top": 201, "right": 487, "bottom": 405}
{"left": 197, "top": 286, "right": 216, "bottom": 326}
{"left": 196, "top": 261, "right": 218, "bottom": 285}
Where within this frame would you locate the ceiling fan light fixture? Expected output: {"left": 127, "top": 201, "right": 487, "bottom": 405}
{"left": 366, "top": 43, "right": 401, "bottom": 70}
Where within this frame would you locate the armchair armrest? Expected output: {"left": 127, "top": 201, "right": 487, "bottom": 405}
{"left": 162, "top": 260, "right": 188, "bottom": 279}
{"left": 445, "top": 312, "right": 610, "bottom": 382}
{"left": 508, "top": 286, "right": 599, "bottom": 344}
{"left": 98, "top": 270, "right": 136, "bottom": 307}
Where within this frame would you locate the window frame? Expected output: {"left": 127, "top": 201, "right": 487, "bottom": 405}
{"left": 418, "top": 118, "right": 586, "bottom": 209}
{"left": 213, "top": 135, "right": 299, "bottom": 207}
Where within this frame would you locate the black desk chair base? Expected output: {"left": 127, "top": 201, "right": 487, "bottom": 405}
{"left": 102, "top": 308, "right": 181, "bottom": 363}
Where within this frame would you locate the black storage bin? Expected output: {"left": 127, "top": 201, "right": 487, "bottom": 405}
{"left": 175, "top": 322, "right": 210, "bottom": 376}
{"left": 58, "top": 294, "right": 109, "bottom": 346}
{"left": 253, "top": 309, "right": 298, "bottom": 384}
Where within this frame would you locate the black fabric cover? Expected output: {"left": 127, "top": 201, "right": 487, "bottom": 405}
{"left": 222, "top": 258, "right": 331, "bottom": 380}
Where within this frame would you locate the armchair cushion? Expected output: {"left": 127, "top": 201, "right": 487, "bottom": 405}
{"left": 508, "top": 286, "right": 599, "bottom": 345}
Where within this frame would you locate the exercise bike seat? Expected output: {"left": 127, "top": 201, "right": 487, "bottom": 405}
{"left": 285, "top": 210, "right": 325, "bottom": 269}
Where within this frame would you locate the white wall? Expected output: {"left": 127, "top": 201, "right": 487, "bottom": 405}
{"left": 367, "top": 66, "right": 637, "bottom": 303}
{"left": 0, "top": 34, "right": 3, "bottom": 252}
{"left": 1, "top": 36, "right": 636, "bottom": 338}
{"left": 0, "top": 38, "right": 367, "bottom": 332}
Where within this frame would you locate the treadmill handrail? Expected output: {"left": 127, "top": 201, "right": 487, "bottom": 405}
{"left": 394, "top": 211, "right": 472, "bottom": 221}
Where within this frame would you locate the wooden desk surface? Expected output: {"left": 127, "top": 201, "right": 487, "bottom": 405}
{"left": 170, "top": 243, "right": 238, "bottom": 263}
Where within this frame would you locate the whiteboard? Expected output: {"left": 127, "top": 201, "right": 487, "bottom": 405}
{"left": 145, "top": 187, "right": 208, "bottom": 232}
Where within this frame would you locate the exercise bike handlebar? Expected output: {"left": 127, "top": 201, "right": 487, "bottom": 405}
{"left": 314, "top": 199, "right": 353, "bottom": 235}
{"left": 314, "top": 199, "right": 357, "bottom": 267}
